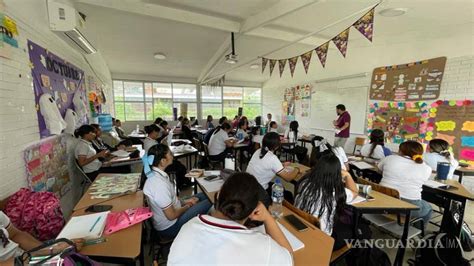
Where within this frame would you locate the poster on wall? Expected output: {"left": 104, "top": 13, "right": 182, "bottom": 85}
{"left": 367, "top": 101, "right": 429, "bottom": 143}
{"left": 23, "top": 135, "right": 71, "bottom": 197}
{"left": 426, "top": 100, "right": 474, "bottom": 166}
{"left": 300, "top": 84, "right": 312, "bottom": 117}
{"left": 370, "top": 57, "right": 446, "bottom": 101}
{"left": 282, "top": 87, "right": 296, "bottom": 125}
{"left": 28, "top": 40, "right": 87, "bottom": 138}
{"left": 0, "top": 4, "right": 20, "bottom": 59}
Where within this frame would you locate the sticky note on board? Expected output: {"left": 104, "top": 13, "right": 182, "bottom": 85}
{"left": 460, "top": 149, "right": 474, "bottom": 161}
{"left": 461, "top": 136, "right": 474, "bottom": 147}
{"left": 375, "top": 116, "right": 386, "bottom": 122}
{"left": 436, "top": 121, "right": 456, "bottom": 131}
{"left": 436, "top": 133, "right": 456, "bottom": 145}
{"left": 4, "top": 16, "right": 19, "bottom": 35}
{"left": 462, "top": 121, "right": 474, "bottom": 132}
{"left": 405, "top": 117, "right": 419, "bottom": 124}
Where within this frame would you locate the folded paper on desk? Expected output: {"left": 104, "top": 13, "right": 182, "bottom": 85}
{"left": 196, "top": 178, "right": 224, "bottom": 192}
{"left": 424, "top": 180, "right": 445, "bottom": 188}
{"left": 277, "top": 222, "right": 305, "bottom": 251}
{"left": 349, "top": 195, "right": 367, "bottom": 205}
{"left": 351, "top": 161, "right": 375, "bottom": 170}
{"left": 57, "top": 212, "right": 109, "bottom": 240}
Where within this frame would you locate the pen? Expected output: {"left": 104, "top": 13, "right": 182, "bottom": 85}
{"left": 89, "top": 216, "right": 101, "bottom": 232}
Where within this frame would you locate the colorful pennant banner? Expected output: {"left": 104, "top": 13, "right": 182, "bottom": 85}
{"left": 353, "top": 7, "right": 375, "bottom": 42}
{"left": 288, "top": 56, "right": 298, "bottom": 77}
{"left": 269, "top": 59, "right": 277, "bottom": 76}
{"left": 332, "top": 28, "right": 350, "bottom": 57}
{"left": 262, "top": 57, "right": 268, "bottom": 73}
{"left": 278, "top": 59, "right": 287, "bottom": 77}
{"left": 315, "top": 42, "right": 329, "bottom": 68}
{"left": 300, "top": 51, "right": 313, "bottom": 74}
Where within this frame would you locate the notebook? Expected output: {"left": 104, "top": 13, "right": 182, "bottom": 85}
{"left": 351, "top": 161, "right": 375, "bottom": 170}
{"left": 424, "top": 179, "right": 445, "bottom": 188}
{"left": 277, "top": 222, "right": 305, "bottom": 251}
{"left": 57, "top": 212, "right": 109, "bottom": 240}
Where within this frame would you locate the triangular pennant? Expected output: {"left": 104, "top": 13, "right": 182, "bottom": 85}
{"left": 300, "top": 51, "right": 313, "bottom": 74}
{"left": 353, "top": 8, "right": 374, "bottom": 42}
{"left": 269, "top": 60, "right": 277, "bottom": 76}
{"left": 332, "top": 28, "right": 350, "bottom": 57}
{"left": 315, "top": 42, "right": 329, "bottom": 67}
{"left": 288, "top": 56, "right": 298, "bottom": 77}
{"left": 262, "top": 58, "right": 268, "bottom": 73}
{"left": 278, "top": 59, "right": 287, "bottom": 77}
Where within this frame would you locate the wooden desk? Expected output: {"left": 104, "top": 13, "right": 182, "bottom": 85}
{"left": 170, "top": 146, "right": 198, "bottom": 169}
{"left": 351, "top": 190, "right": 419, "bottom": 266}
{"left": 107, "top": 145, "right": 145, "bottom": 167}
{"left": 196, "top": 177, "right": 335, "bottom": 266}
{"left": 70, "top": 174, "right": 144, "bottom": 264}
{"left": 128, "top": 133, "right": 146, "bottom": 139}
{"left": 298, "top": 136, "right": 314, "bottom": 148}
{"left": 289, "top": 163, "right": 311, "bottom": 182}
{"left": 454, "top": 166, "right": 474, "bottom": 184}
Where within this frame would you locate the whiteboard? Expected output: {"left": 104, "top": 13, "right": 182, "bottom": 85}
{"left": 309, "top": 86, "right": 368, "bottom": 134}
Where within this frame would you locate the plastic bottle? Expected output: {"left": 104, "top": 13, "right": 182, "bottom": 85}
{"left": 136, "top": 124, "right": 140, "bottom": 134}
{"left": 224, "top": 152, "right": 235, "bottom": 170}
{"left": 271, "top": 178, "right": 284, "bottom": 218}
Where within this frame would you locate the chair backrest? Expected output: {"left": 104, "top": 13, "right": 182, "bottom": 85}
{"left": 358, "top": 177, "right": 400, "bottom": 199}
{"left": 283, "top": 200, "right": 320, "bottom": 229}
{"left": 354, "top": 137, "right": 367, "bottom": 146}
{"left": 74, "top": 159, "right": 92, "bottom": 185}
{"left": 192, "top": 137, "right": 201, "bottom": 151}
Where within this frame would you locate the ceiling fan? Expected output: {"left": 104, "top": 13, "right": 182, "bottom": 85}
{"left": 225, "top": 32, "right": 238, "bottom": 64}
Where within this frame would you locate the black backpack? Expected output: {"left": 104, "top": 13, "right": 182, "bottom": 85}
{"left": 408, "top": 233, "right": 470, "bottom": 266}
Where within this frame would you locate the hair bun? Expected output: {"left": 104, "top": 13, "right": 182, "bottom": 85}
{"left": 412, "top": 154, "right": 423, "bottom": 164}
{"left": 220, "top": 200, "right": 245, "bottom": 221}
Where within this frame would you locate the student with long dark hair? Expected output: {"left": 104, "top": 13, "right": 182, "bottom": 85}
{"left": 90, "top": 124, "right": 114, "bottom": 153}
{"left": 378, "top": 141, "right": 432, "bottom": 228}
{"left": 208, "top": 122, "right": 235, "bottom": 161}
{"left": 309, "top": 136, "right": 348, "bottom": 170}
{"left": 283, "top": 121, "right": 308, "bottom": 163}
{"left": 205, "top": 115, "right": 214, "bottom": 130}
{"left": 74, "top": 125, "right": 109, "bottom": 181}
{"left": 143, "top": 144, "right": 211, "bottom": 238}
{"left": 269, "top": 121, "right": 278, "bottom": 133}
{"left": 204, "top": 116, "right": 227, "bottom": 144}
{"left": 360, "top": 129, "right": 391, "bottom": 160}
{"left": 143, "top": 124, "right": 161, "bottom": 153}
{"left": 181, "top": 118, "right": 194, "bottom": 143}
{"left": 246, "top": 132, "right": 300, "bottom": 203}
{"left": 295, "top": 154, "right": 357, "bottom": 248}
{"left": 168, "top": 172, "right": 292, "bottom": 265}
{"left": 424, "top": 139, "right": 459, "bottom": 179}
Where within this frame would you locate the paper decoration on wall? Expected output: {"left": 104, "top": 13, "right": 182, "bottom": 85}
{"left": 300, "top": 85, "right": 312, "bottom": 117}
{"left": 282, "top": 87, "right": 296, "bottom": 126}
{"left": 353, "top": 7, "right": 375, "bottom": 42}
{"left": 288, "top": 56, "right": 298, "bottom": 77}
{"left": 426, "top": 100, "right": 474, "bottom": 166}
{"left": 39, "top": 93, "right": 67, "bottom": 135}
{"left": 370, "top": 57, "right": 447, "bottom": 101}
{"left": 367, "top": 101, "right": 429, "bottom": 143}
{"left": 29, "top": 40, "right": 86, "bottom": 138}
{"left": 0, "top": 3, "right": 19, "bottom": 59}
{"left": 278, "top": 59, "right": 287, "bottom": 77}
{"left": 260, "top": 5, "right": 378, "bottom": 78}
{"left": 23, "top": 135, "right": 71, "bottom": 197}
{"left": 269, "top": 59, "right": 277, "bottom": 76}
{"left": 332, "top": 28, "right": 350, "bottom": 57}
{"left": 64, "top": 109, "right": 78, "bottom": 135}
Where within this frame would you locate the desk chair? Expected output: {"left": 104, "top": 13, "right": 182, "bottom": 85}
{"left": 202, "top": 142, "right": 222, "bottom": 170}
{"left": 74, "top": 159, "right": 92, "bottom": 195}
{"left": 282, "top": 200, "right": 352, "bottom": 265}
{"left": 358, "top": 178, "right": 425, "bottom": 239}
{"left": 349, "top": 164, "right": 382, "bottom": 184}
{"left": 352, "top": 137, "right": 366, "bottom": 155}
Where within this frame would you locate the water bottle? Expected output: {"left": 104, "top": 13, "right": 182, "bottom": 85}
{"left": 271, "top": 179, "right": 284, "bottom": 218}
{"left": 224, "top": 152, "right": 235, "bottom": 170}
{"left": 136, "top": 124, "right": 140, "bottom": 134}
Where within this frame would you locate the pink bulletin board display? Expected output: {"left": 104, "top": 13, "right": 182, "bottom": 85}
{"left": 367, "top": 101, "right": 429, "bottom": 144}
{"left": 23, "top": 135, "right": 71, "bottom": 197}
{"left": 426, "top": 100, "right": 474, "bottom": 166}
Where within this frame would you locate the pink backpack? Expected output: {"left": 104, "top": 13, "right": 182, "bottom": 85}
{"left": 5, "top": 188, "right": 65, "bottom": 241}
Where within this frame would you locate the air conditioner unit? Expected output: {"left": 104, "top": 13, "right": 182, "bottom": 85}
{"left": 47, "top": 0, "right": 97, "bottom": 54}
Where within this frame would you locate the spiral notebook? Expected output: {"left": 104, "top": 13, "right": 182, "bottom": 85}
{"left": 57, "top": 212, "right": 109, "bottom": 240}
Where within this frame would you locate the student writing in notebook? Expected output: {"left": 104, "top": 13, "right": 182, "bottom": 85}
{"left": 168, "top": 172, "right": 293, "bottom": 265}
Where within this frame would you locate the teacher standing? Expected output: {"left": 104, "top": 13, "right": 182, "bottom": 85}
{"left": 333, "top": 104, "right": 351, "bottom": 149}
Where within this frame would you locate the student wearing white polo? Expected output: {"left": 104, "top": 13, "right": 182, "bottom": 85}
{"left": 246, "top": 132, "right": 300, "bottom": 203}
{"left": 74, "top": 125, "right": 109, "bottom": 181}
{"left": 143, "top": 144, "right": 211, "bottom": 238}
{"left": 208, "top": 122, "right": 235, "bottom": 161}
{"left": 309, "top": 136, "right": 348, "bottom": 170}
{"left": 360, "top": 129, "right": 392, "bottom": 161}
{"left": 168, "top": 172, "right": 293, "bottom": 265}
{"left": 424, "top": 139, "right": 459, "bottom": 179}
{"left": 143, "top": 124, "right": 161, "bottom": 153}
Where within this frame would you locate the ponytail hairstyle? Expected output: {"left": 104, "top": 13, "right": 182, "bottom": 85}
{"left": 216, "top": 172, "right": 260, "bottom": 221}
{"left": 399, "top": 141, "right": 424, "bottom": 164}
{"left": 213, "top": 122, "right": 231, "bottom": 135}
{"left": 218, "top": 116, "right": 227, "bottom": 125}
{"left": 289, "top": 120, "right": 299, "bottom": 140}
{"left": 309, "top": 136, "right": 334, "bottom": 167}
{"left": 74, "top": 125, "right": 95, "bottom": 138}
{"left": 260, "top": 132, "right": 281, "bottom": 159}
{"left": 142, "top": 144, "right": 171, "bottom": 176}
{"left": 368, "top": 129, "right": 385, "bottom": 158}
{"left": 154, "top": 117, "right": 163, "bottom": 125}
{"left": 429, "top": 139, "right": 451, "bottom": 160}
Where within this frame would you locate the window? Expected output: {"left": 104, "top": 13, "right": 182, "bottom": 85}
{"left": 201, "top": 86, "right": 222, "bottom": 118}
{"left": 223, "top": 86, "right": 243, "bottom": 118}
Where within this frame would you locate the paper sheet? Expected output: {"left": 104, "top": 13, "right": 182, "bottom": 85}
{"left": 277, "top": 222, "right": 305, "bottom": 251}
{"left": 424, "top": 180, "right": 445, "bottom": 188}
{"left": 349, "top": 195, "right": 367, "bottom": 205}
{"left": 350, "top": 161, "right": 376, "bottom": 170}
{"left": 57, "top": 212, "right": 109, "bottom": 240}
{"left": 196, "top": 178, "right": 224, "bottom": 192}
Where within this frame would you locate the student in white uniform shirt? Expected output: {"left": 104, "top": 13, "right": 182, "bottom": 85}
{"left": 74, "top": 125, "right": 110, "bottom": 181}
{"left": 268, "top": 121, "right": 279, "bottom": 133}
{"left": 424, "top": 139, "right": 459, "bottom": 179}
{"left": 360, "top": 129, "right": 392, "bottom": 161}
{"left": 283, "top": 120, "right": 308, "bottom": 163}
{"left": 309, "top": 136, "right": 348, "bottom": 170}
{"left": 208, "top": 122, "right": 236, "bottom": 161}
{"left": 246, "top": 132, "right": 300, "bottom": 203}
{"left": 295, "top": 154, "right": 357, "bottom": 250}
{"left": 0, "top": 211, "right": 83, "bottom": 263}
{"left": 143, "top": 124, "right": 161, "bottom": 153}
{"left": 168, "top": 172, "right": 293, "bottom": 266}
{"left": 378, "top": 141, "right": 432, "bottom": 229}
{"left": 143, "top": 144, "right": 211, "bottom": 238}
{"left": 235, "top": 119, "right": 249, "bottom": 140}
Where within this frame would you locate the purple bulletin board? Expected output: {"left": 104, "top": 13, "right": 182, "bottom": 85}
{"left": 28, "top": 40, "right": 87, "bottom": 138}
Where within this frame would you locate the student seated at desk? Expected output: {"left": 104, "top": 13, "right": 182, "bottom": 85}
{"left": 168, "top": 172, "right": 293, "bottom": 265}
{"left": 424, "top": 139, "right": 459, "bottom": 179}
{"left": 180, "top": 118, "right": 194, "bottom": 143}
{"left": 90, "top": 124, "right": 115, "bottom": 153}
{"left": 310, "top": 136, "right": 348, "bottom": 170}
{"left": 269, "top": 121, "right": 279, "bottom": 133}
{"left": 204, "top": 116, "right": 227, "bottom": 144}
{"left": 205, "top": 115, "right": 215, "bottom": 130}
{"left": 143, "top": 124, "right": 161, "bottom": 153}
{"left": 143, "top": 144, "right": 211, "bottom": 238}
{"left": 283, "top": 121, "right": 308, "bottom": 164}
{"left": 208, "top": 122, "right": 235, "bottom": 161}
{"left": 295, "top": 154, "right": 357, "bottom": 249}
{"left": 0, "top": 211, "right": 83, "bottom": 263}
{"left": 236, "top": 119, "right": 249, "bottom": 140}
{"left": 247, "top": 132, "right": 300, "bottom": 203}
{"left": 74, "top": 125, "right": 110, "bottom": 181}
{"left": 360, "top": 129, "right": 392, "bottom": 161}
{"left": 176, "top": 116, "right": 184, "bottom": 128}
{"left": 378, "top": 141, "right": 432, "bottom": 229}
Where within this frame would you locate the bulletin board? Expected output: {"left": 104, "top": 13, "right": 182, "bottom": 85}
{"left": 367, "top": 101, "right": 429, "bottom": 143}
{"left": 426, "top": 100, "right": 474, "bottom": 165}
{"left": 282, "top": 84, "right": 312, "bottom": 125}
{"left": 23, "top": 135, "right": 71, "bottom": 197}
{"left": 370, "top": 57, "right": 447, "bottom": 101}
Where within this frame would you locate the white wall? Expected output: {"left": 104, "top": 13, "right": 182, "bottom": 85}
{"left": 0, "top": 0, "right": 113, "bottom": 204}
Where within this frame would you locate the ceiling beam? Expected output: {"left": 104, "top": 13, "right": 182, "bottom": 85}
{"left": 75, "top": 0, "right": 241, "bottom": 32}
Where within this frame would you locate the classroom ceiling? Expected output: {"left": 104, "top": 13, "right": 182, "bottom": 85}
{"left": 73, "top": 0, "right": 474, "bottom": 85}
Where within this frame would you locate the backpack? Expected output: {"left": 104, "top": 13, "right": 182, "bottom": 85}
{"left": 346, "top": 245, "right": 391, "bottom": 266}
{"left": 451, "top": 202, "right": 474, "bottom": 251}
{"left": 5, "top": 188, "right": 64, "bottom": 241}
{"left": 408, "top": 233, "right": 470, "bottom": 266}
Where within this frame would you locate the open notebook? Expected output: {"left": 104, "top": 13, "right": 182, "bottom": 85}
{"left": 57, "top": 212, "right": 109, "bottom": 240}
{"left": 252, "top": 222, "right": 305, "bottom": 252}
